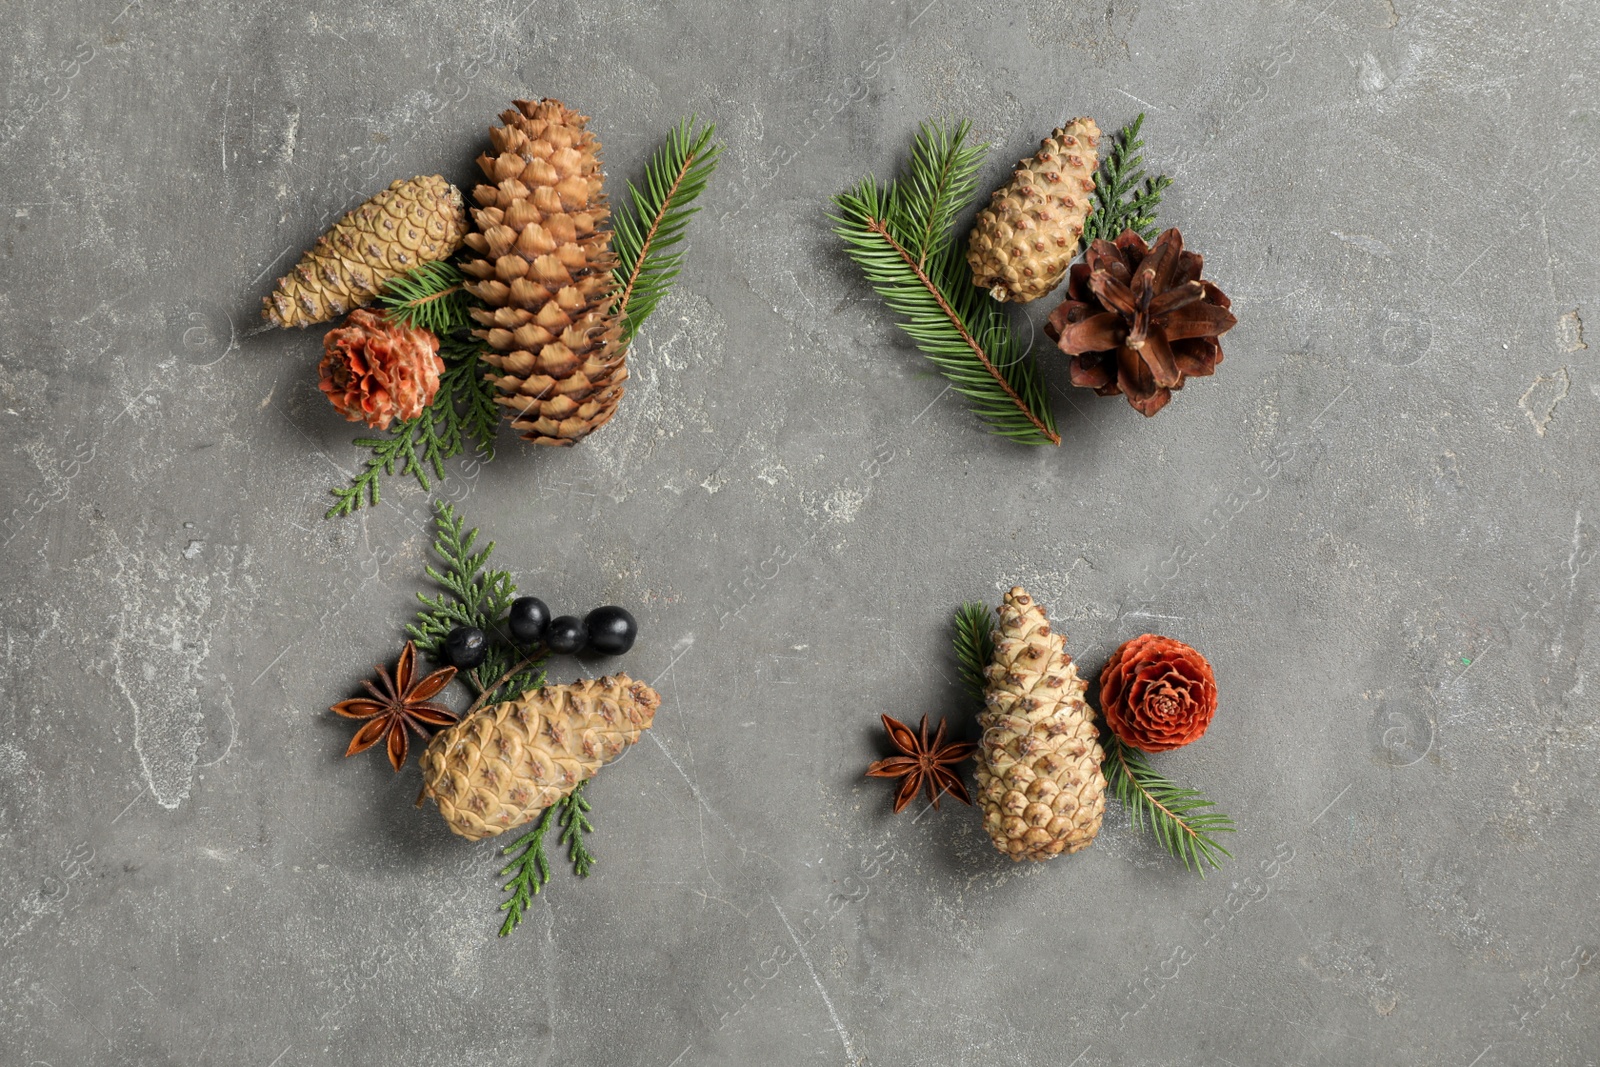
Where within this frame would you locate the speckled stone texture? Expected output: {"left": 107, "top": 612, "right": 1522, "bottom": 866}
{"left": 2, "top": 1, "right": 1598, "bottom": 1064}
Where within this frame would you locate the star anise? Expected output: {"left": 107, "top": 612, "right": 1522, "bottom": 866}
{"left": 865, "top": 714, "right": 977, "bottom": 813}
{"left": 332, "top": 641, "right": 459, "bottom": 771}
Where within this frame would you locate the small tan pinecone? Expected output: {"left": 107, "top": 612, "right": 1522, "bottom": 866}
{"left": 966, "top": 118, "right": 1100, "bottom": 304}
{"left": 459, "top": 99, "right": 628, "bottom": 446}
{"left": 262, "top": 175, "right": 468, "bottom": 328}
{"left": 976, "top": 586, "right": 1106, "bottom": 860}
{"left": 418, "top": 674, "right": 658, "bottom": 841}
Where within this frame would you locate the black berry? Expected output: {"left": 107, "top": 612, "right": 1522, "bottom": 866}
{"left": 507, "top": 596, "right": 551, "bottom": 645}
{"left": 584, "top": 605, "right": 638, "bottom": 656}
{"left": 546, "top": 615, "right": 586, "bottom": 655}
{"left": 444, "top": 626, "right": 488, "bottom": 669}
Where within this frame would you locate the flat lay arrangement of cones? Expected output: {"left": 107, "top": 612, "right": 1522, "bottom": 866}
{"left": 295, "top": 98, "right": 1246, "bottom": 941}
{"left": 267, "top": 99, "right": 721, "bottom": 520}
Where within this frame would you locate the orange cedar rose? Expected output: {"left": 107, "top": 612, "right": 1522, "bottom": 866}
{"left": 318, "top": 308, "right": 445, "bottom": 430}
{"left": 1099, "top": 634, "right": 1217, "bottom": 752}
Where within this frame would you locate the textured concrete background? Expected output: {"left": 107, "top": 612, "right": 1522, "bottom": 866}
{"left": 3, "top": 0, "right": 1598, "bottom": 1064}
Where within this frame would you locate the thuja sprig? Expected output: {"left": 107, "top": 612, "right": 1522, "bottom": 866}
{"left": 498, "top": 783, "right": 595, "bottom": 937}
{"left": 950, "top": 601, "right": 1232, "bottom": 875}
{"left": 559, "top": 783, "right": 596, "bottom": 877}
{"left": 1082, "top": 112, "right": 1173, "bottom": 247}
{"left": 498, "top": 803, "right": 554, "bottom": 936}
{"left": 831, "top": 120, "right": 1060, "bottom": 446}
{"left": 407, "top": 501, "right": 542, "bottom": 704}
{"left": 324, "top": 262, "right": 498, "bottom": 519}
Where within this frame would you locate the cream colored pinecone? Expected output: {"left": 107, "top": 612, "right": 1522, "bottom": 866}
{"left": 976, "top": 586, "right": 1106, "bottom": 860}
{"left": 460, "top": 98, "right": 628, "bottom": 446}
{"left": 418, "top": 674, "right": 659, "bottom": 841}
{"left": 262, "top": 175, "right": 468, "bottom": 328}
{"left": 966, "top": 118, "right": 1100, "bottom": 303}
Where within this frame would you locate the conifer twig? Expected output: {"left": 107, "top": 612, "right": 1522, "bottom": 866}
{"left": 953, "top": 601, "right": 996, "bottom": 703}
{"left": 612, "top": 116, "right": 721, "bottom": 343}
{"left": 407, "top": 502, "right": 543, "bottom": 704}
{"left": 497, "top": 784, "right": 595, "bottom": 937}
{"left": 831, "top": 120, "right": 1059, "bottom": 446}
{"left": 1101, "top": 735, "right": 1234, "bottom": 875}
{"left": 324, "top": 265, "right": 498, "bottom": 519}
{"left": 1082, "top": 113, "right": 1173, "bottom": 247}
{"left": 376, "top": 260, "right": 469, "bottom": 334}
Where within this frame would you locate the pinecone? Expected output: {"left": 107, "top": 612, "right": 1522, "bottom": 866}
{"left": 966, "top": 118, "right": 1100, "bottom": 304}
{"left": 262, "top": 176, "right": 468, "bottom": 329}
{"left": 976, "top": 586, "right": 1106, "bottom": 861}
{"left": 1044, "top": 228, "right": 1237, "bottom": 417}
{"left": 459, "top": 99, "right": 627, "bottom": 447}
{"left": 418, "top": 674, "right": 659, "bottom": 841}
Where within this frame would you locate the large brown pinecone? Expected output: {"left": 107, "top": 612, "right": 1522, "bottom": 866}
{"left": 418, "top": 674, "right": 659, "bottom": 841}
{"left": 262, "top": 175, "right": 468, "bottom": 328}
{"left": 1044, "top": 228, "right": 1237, "bottom": 417}
{"left": 966, "top": 118, "right": 1100, "bottom": 303}
{"left": 976, "top": 586, "right": 1106, "bottom": 861}
{"left": 459, "top": 99, "right": 627, "bottom": 446}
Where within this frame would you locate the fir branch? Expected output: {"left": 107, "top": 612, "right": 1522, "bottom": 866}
{"left": 497, "top": 785, "right": 595, "bottom": 937}
{"left": 953, "top": 601, "right": 996, "bottom": 704}
{"left": 831, "top": 120, "right": 1060, "bottom": 446}
{"left": 1082, "top": 113, "right": 1174, "bottom": 247}
{"left": 376, "top": 260, "right": 471, "bottom": 335}
{"left": 612, "top": 116, "right": 722, "bottom": 344}
{"left": 1102, "top": 735, "right": 1234, "bottom": 876}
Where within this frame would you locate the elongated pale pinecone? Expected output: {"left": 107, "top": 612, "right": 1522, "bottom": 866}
{"left": 967, "top": 118, "right": 1100, "bottom": 303}
{"left": 418, "top": 674, "right": 658, "bottom": 841}
{"left": 262, "top": 175, "right": 468, "bottom": 328}
{"left": 977, "top": 586, "right": 1106, "bottom": 860}
{"left": 460, "top": 99, "right": 628, "bottom": 446}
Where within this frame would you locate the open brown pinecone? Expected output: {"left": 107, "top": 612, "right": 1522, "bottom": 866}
{"left": 459, "top": 99, "right": 627, "bottom": 446}
{"left": 1044, "top": 228, "right": 1236, "bottom": 417}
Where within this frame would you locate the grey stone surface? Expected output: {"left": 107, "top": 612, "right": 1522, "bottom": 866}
{"left": 2, "top": 0, "right": 1598, "bottom": 1063}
